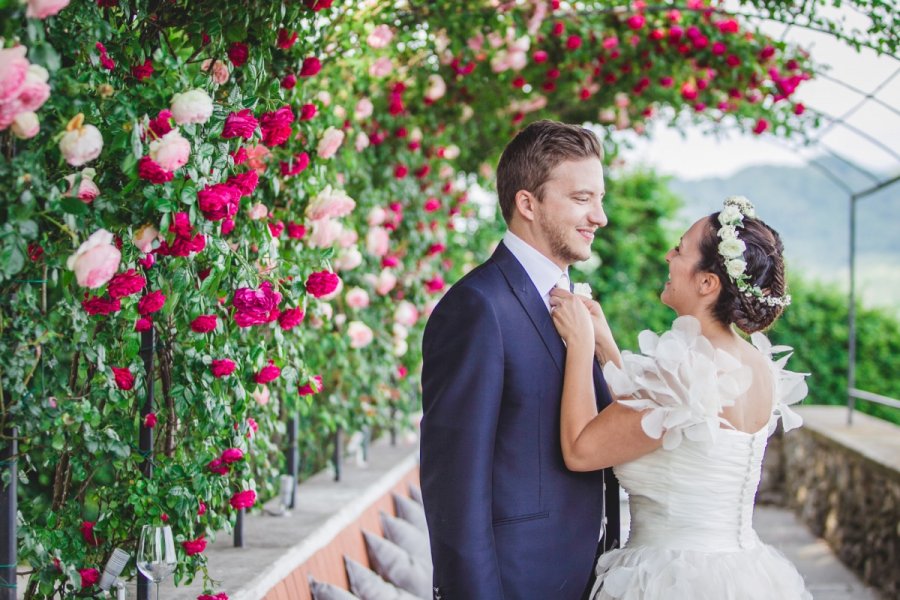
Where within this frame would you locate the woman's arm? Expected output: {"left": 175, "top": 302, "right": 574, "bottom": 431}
{"left": 550, "top": 290, "right": 663, "bottom": 471}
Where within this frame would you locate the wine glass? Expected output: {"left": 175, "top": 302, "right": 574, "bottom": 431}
{"left": 136, "top": 524, "right": 177, "bottom": 600}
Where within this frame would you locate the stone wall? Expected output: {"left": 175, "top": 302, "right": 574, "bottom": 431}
{"left": 761, "top": 406, "right": 899, "bottom": 599}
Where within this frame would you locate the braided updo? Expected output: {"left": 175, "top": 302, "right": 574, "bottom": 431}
{"left": 696, "top": 213, "right": 788, "bottom": 334}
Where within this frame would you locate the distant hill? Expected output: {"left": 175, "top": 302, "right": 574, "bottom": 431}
{"left": 667, "top": 156, "right": 900, "bottom": 312}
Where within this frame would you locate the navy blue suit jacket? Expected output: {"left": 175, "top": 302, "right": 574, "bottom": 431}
{"left": 420, "top": 242, "right": 620, "bottom": 600}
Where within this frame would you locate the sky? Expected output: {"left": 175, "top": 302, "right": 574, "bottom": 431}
{"left": 616, "top": 4, "right": 900, "bottom": 181}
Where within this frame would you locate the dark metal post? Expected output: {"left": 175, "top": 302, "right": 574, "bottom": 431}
{"left": 1, "top": 427, "right": 17, "bottom": 600}
{"left": 333, "top": 426, "right": 343, "bottom": 482}
{"left": 362, "top": 426, "right": 371, "bottom": 463}
{"left": 847, "top": 195, "right": 857, "bottom": 426}
{"left": 138, "top": 328, "right": 155, "bottom": 600}
{"left": 285, "top": 415, "right": 298, "bottom": 509}
{"left": 389, "top": 407, "right": 398, "bottom": 447}
{"left": 233, "top": 509, "right": 244, "bottom": 547}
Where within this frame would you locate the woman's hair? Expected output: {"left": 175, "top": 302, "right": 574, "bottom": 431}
{"left": 696, "top": 213, "right": 788, "bottom": 334}
{"left": 495, "top": 120, "right": 603, "bottom": 224}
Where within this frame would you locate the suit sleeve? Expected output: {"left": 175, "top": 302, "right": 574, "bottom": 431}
{"left": 420, "top": 285, "right": 505, "bottom": 599}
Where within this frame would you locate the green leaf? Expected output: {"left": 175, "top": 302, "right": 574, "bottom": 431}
{"left": 60, "top": 197, "right": 90, "bottom": 215}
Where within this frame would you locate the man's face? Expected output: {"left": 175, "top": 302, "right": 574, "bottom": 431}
{"left": 532, "top": 157, "right": 607, "bottom": 268}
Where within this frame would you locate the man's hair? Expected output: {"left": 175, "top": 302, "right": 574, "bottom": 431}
{"left": 496, "top": 120, "right": 604, "bottom": 223}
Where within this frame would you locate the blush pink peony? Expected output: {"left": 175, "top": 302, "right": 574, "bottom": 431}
{"left": 316, "top": 126, "right": 345, "bottom": 158}
{"left": 25, "top": 0, "right": 70, "bottom": 19}
{"left": 63, "top": 168, "right": 100, "bottom": 203}
{"left": 347, "top": 321, "right": 374, "bottom": 349}
{"left": 149, "top": 129, "right": 190, "bottom": 171}
{"left": 305, "top": 185, "right": 356, "bottom": 221}
{"left": 365, "top": 226, "right": 390, "bottom": 257}
{"left": 367, "top": 24, "right": 394, "bottom": 48}
{"left": 394, "top": 300, "right": 420, "bottom": 327}
{"left": 59, "top": 114, "right": 103, "bottom": 166}
{"left": 170, "top": 89, "right": 213, "bottom": 125}
{"left": 345, "top": 287, "right": 370, "bottom": 309}
{"left": 66, "top": 229, "right": 121, "bottom": 289}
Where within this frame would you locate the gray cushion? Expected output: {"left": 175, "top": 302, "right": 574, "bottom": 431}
{"left": 408, "top": 483, "right": 423, "bottom": 506}
{"left": 380, "top": 511, "right": 431, "bottom": 563}
{"left": 392, "top": 492, "right": 428, "bottom": 535}
{"left": 363, "top": 530, "right": 432, "bottom": 599}
{"left": 308, "top": 575, "right": 359, "bottom": 600}
{"left": 344, "top": 556, "right": 421, "bottom": 600}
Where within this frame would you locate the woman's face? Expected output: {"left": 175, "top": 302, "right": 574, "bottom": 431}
{"left": 661, "top": 218, "right": 710, "bottom": 314}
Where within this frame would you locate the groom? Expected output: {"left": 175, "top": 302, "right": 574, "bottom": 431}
{"left": 420, "top": 120, "right": 620, "bottom": 600}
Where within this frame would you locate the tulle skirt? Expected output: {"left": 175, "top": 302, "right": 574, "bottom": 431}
{"left": 590, "top": 542, "right": 812, "bottom": 600}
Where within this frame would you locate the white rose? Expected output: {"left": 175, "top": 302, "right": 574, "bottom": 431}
{"left": 726, "top": 258, "right": 747, "bottom": 280}
{"left": 717, "top": 225, "right": 738, "bottom": 241}
{"left": 59, "top": 115, "right": 103, "bottom": 167}
{"left": 11, "top": 111, "right": 40, "bottom": 139}
{"left": 724, "top": 195, "right": 755, "bottom": 218}
{"left": 424, "top": 74, "right": 447, "bottom": 101}
{"left": 170, "top": 89, "right": 213, "bottom": 125}
{"left": 335, "top": 247, "right": 363, "bottom": 271}
{"left": 718, "top": 238, "right": 746, "bottom": 259}
{"left": 718, "top": 205, "right": 743, "bottom": 226}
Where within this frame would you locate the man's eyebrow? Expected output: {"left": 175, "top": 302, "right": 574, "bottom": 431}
{"left": 570, "top": 189, "right": 603, "bottom": 196}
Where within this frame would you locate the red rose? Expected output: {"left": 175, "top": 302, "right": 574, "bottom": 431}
{"left": 208, "top": 458, "right": 229, "bottom": 475}
{"left": 157, "top": 234, "right": 205, "bottom": 258}
{"left": 254, "top": 360, "right": 281, "bottom": 384}
{"left": 221, "top": 448, "right": 244, "bottom": 464}
{"left": 227, "top": 42, "right": 249, "bottom": 67}
{"left": 229, "top": 490, "right": 257, "bottom": 510}
{"left": 182, "top": 536, "right": 207, "bottom": 556}
{"left": 135, "top": 318, "right": 153, "bottom": 332}
{"left": 190, "top": 315, "right": 218, "bottom": 333}
{"left": 425, "top": 275, "right": 445, "bottom": 293}
{"left": 305, "top": 271, "right": 340, "bottom": 298}
{"left": 232, "top": 281, "right": 282, "bottom": 327}
{"left": 197, "top": 501, "right": 207, "bottom": 516}
{"left": 79, "top": 568, "right": 100, "bottom": 588}
{"left": 222, "top": 218, "right": 235, "bottom": 235}
{"left": 198, "top": 183, "right": 241, "bottom": 222}
{"left": 144, "top": 412, "right": 157, "bottom": 428}
{"left": 268, "top": 221, "right": 284, "bottom": 238}
{"left": 231, "top": 147, "right": 249, "bottom": 165}
{"left": 210, "top": 359, "right": 236, "bottom": 378}
{"left": 148, "top": 109, "right": 173, "bottom": 138}
{"left": 137, "top": 156, "right": 174, "bottom": 184}
{"left": 753, "top": 118, "right": 769, "bottom": 135}
{"left": 533, "top": 50, "right": 548, "bottom": 63}
{"left": 281, "top": 73, "right": 296, "bottom": 89}
{"left": 304, "top": 0, "right": 333, "bottom": 11}
{"left": 107, "top": 269, "right": 146, "bottom": 299}
{"left": 278, "top": 307, "right": 304, "bottom": 330}
{"left": 299, "top": 56, "right": 321, "bottom": 77}
{"left": 393, "top": 164, "right": 408, "bottom": 179}
{"left": 95, "top": 42, "right": 115, "bottom": 70}
{"left": 226, "top": 171, "right": 259, "bottom": 197}
{"left": 299, "top": 103, "right": 317, "bottom": 120}
{"left": 397, "top": 365, "right": 408, "bottom": 379}
{"left": 111, "top": 367, "right": 135, "bottom": 390}
{"left": 279, "top": 152, "right": 310, "bottom": 177}
{"left": 298, "top": 375, "right": 323, "bottom": 396}
{"left": 259, "top": 106, "right": 295, "bottom": 147}
{"left": 286, "top": 222, "right": 306, "bottom": 240}
{"left": 198, "top": 593, "right": 229, "bottom": 600}
{"left": 137, "top": 290, "right": 166, "bottom": 315}
{"left": 80, "top": 521, "right": 101, "bottom": 546}
{"left": 131, "top": 59, "right": 154, "bottom": 81}
{"left": 276, "top": 29, "right": 298, "bottom": 49}
{"left": 27, "top": 242, "right": 44, "bottom": 261}
{"left": 82, "top": 295, "right": 121, "bottom": 315}
{"left": 222, "top": 109, "right": 258, "bottom": 140}
{"left": 566, "top": 34, "right": 582, "bottom": 50}
{"left": 626, "top": 14, "right": 645, "bottom": 29}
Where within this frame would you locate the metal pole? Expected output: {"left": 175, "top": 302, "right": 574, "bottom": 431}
{"left": 233, "top": 509, "right": 244, "bottom": 547}
{"left": 0, "top": 427, "right": 16, "bottom": 600}
{"left": 362, "top": 425, "right": 371, "bottom": 463}
{"left": 847, "top": 195, "right": 857, "bottom": 426}
{"left": 138, "top": 328, "right": 155, "bottom": 600}
{"left": 333, "top": 426, "right": 343, "bottom": 482}
{"left": 285, "top": 415, "right": 298, "bottom": 509}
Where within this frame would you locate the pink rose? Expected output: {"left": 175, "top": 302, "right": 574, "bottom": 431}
{"left": 316, "top": 126, "right": 345, "bottom": 159}
{"left": 111, "top": 367, "right": 134, "bottom": 390}
{"left": 299, "top": 56, "right": 321, "bottom": 77}
{"left": 259, "top": 106, "right": 294, "bottom": 147}
{"left": 64, "top": 169, "right": 100, "bottom": 203}
{"left": 197, "top": 501, "right": 207, "bottom": 516}
{"left": 201, "top": 59, "right": 229, "bottom": 85}
{"left": 278, "top": 307, "right": 304, "bottom": 330}
{"left": 170, "top": 89, "right": 213, "bottom": 125}
{"left": 222, "top": 109, "right": 258, "bottom": 139}
{"left": 374, "top": 269, "right": 397, "bottom": 296}
{"left": 424, "top": 75, "right": 446, "bottom": 102}
{"left": 308, "top": 219, "right": 342, "bottom": 248}
{"left": 190, "top": 315, "right": 217, "bottom": 333}
{"left": 247, "top": 202, "right": 268, "bottom": 220}
{"left": 305, "top": 271, "right": 340, "bottom": 298}
{"left": 354, "top": 98, "right": 374, "bottom": 121}
{"left": 232, "top": 281, "right": 281, "bottom": 327}
{"left": 394, "top": 300, "right": 419, "bottom": 327}
{"left": 365, "top": 227, "right": 390, "bottom": 257}
{"left": 345, "top": 287, "right": 370, "bottom": 309}
{"left": 230, "top": 490, "right": 257, "bottom": 510}
{"left": 0, "top": 46, "right": 29, "bottom": 103}
{"left": 254, "top": 360, "right": 281, "bottom": 384}
{"left": 367, "top": 24, "right": 394, "bottom": 48}
{"left": 335, "top": 247, "right": 363, "bottom": 271}
{"left": 79, "top": 568, "right": 100, "bottom": 589}
{"left": 25, "top": 0, "right": 70, "bottom": 19}
{"left": 107, "top": 269, "right": 146, "bottom": 299}
{"left": 305, "top": 185, "right": 356, "bottom": 221}
{"left": 252, "top": 385, "right": 270, "bottom": 405}
{"left": 425, "top": 275, "right": 445, "bottom": 293}
{"left": 298, "top": 375, "right": 323, "bottom": 396}
{"left": 144, "top": 412, "right": 157, "bottom": 428}
{"left": 59, "top": 114, "right": 103, "bottom": 166}
{"left": 182, "top": 537, "right": 207, "bottom": 556}
{"left": 347, "top": 321, "right": 374, "bottom": 349}
{"left": 137, "top": 290, "right": 166, "bottom": 315}
{"left": 67, "top": 229, "right": 121, "bottom": 289}
{"left": 369, "top": 56, "right": 393, "bottom": 78}
{"left": 221, "top": 448, "right": 244, "bottom": 464}
{"left": 210, "top": 359, "right": 236, "bottom": 378}
{"left": 149, "top": 130, "right": 190, "bottom": 171}
{"left": 424, "top": 197, "right": 441, "bottom": 212}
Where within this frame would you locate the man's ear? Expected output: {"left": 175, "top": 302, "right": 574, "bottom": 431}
{"left": 513, "top": 190, "right": 537, "bottom": 222}
{"left": 698, "top": 271, "right": 721, "bottom": 298}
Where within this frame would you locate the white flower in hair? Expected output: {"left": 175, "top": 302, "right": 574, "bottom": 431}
{"left": 718, "top": 205, "right": 743, "bottom": 226}
{"left": 718, "top": 237, "right": 746, "bottom": 259}
{"left": 726, "top": 258, "right": 747, "bottom": 279}
{"left": 723, "top": 195, "right": 755, "bottom": 218}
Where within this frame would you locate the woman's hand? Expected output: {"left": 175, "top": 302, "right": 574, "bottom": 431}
{"left": 579, "top": 296, "right": 622, "bottom": 368}
{"left": 549, "top": 289, "right": 594, "bottom": 352}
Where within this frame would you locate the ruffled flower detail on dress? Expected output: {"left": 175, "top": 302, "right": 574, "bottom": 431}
{"left": 603, "top": 316, "right": 807, "bottom": 449}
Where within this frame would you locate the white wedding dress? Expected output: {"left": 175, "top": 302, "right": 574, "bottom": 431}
{"left": 591, "top": 316, "right": 812, "bottom": 600}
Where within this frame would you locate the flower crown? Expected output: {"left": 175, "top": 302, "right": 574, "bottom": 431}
{"left": 716, "top": 196, "right": 791, "bottom": 308}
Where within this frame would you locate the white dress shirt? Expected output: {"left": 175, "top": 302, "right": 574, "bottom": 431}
{"left": 503, "top": 230, "right": 569, "bottom": 312}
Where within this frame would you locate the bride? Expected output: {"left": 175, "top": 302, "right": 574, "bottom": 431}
{"left": 550, "top": 196, "right": 811, "bottom": 599}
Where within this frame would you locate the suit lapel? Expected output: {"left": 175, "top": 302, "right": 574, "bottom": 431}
{"left": 492, "top": 242, "right": 566, "bottom": 375}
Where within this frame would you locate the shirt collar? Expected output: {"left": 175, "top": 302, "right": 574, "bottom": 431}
{"left": 503, "top": 230, "right": 568, "bottom": 300}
